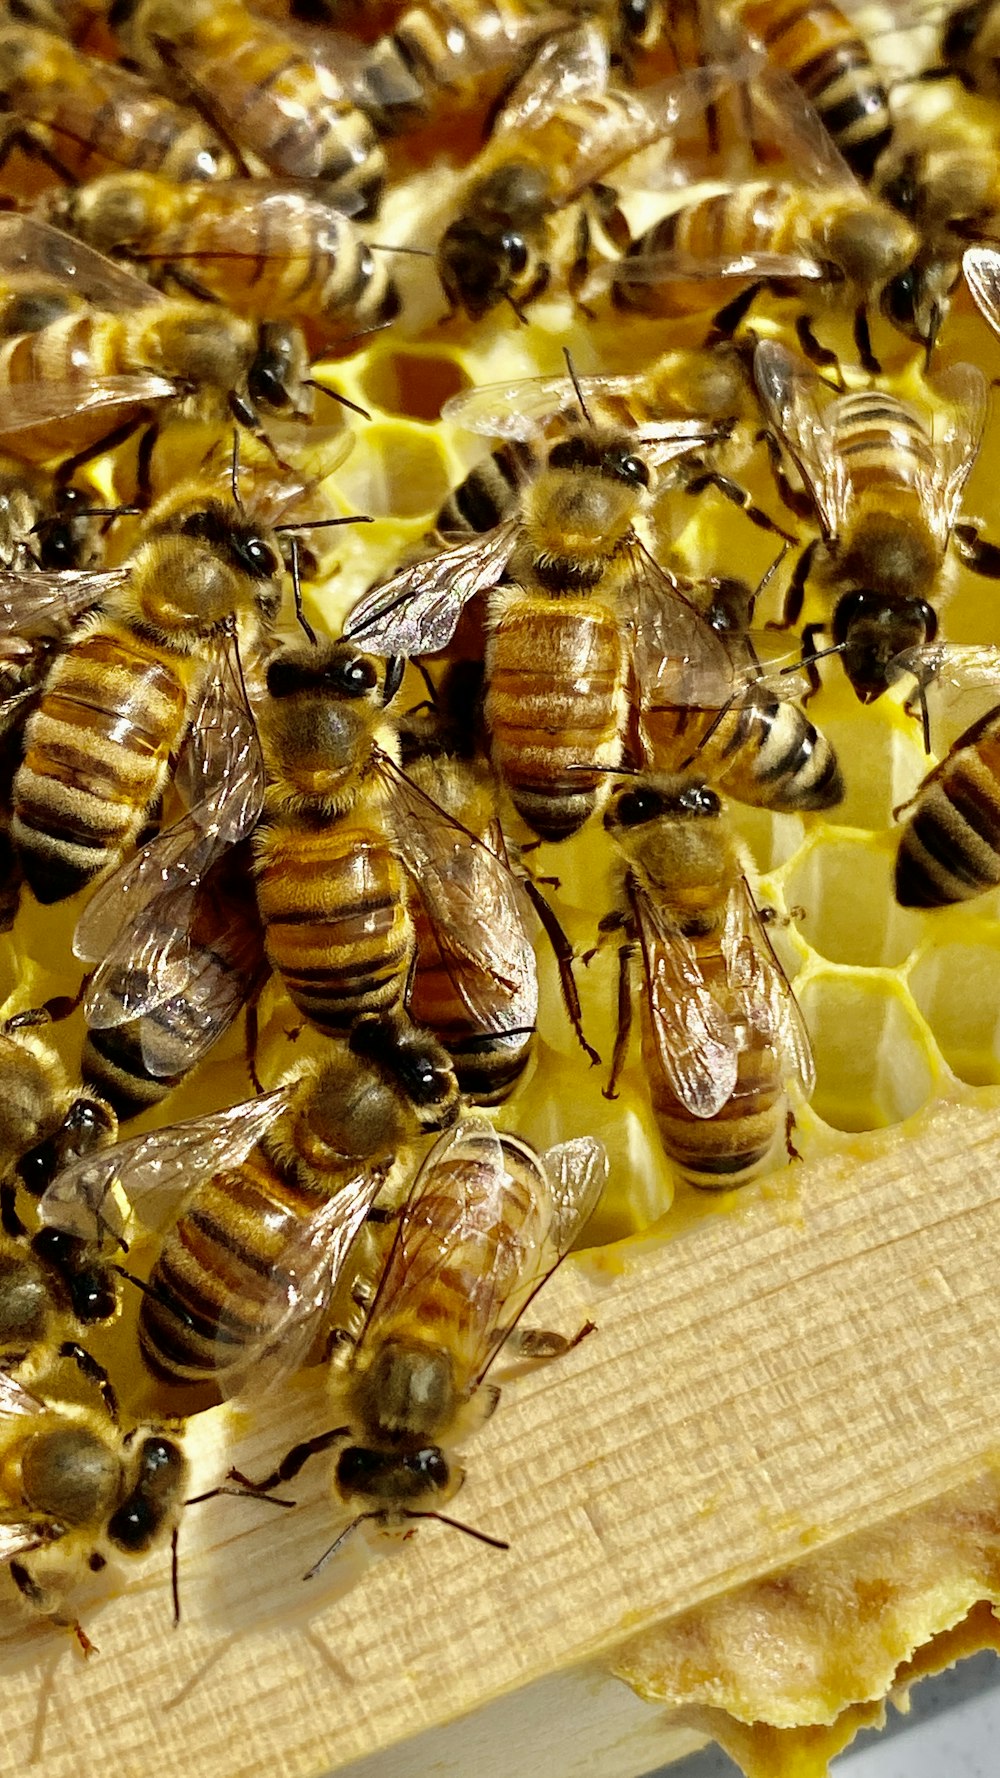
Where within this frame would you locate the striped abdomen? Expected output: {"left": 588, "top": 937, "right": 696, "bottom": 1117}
{"left": 0, "top": 26, "right": 236, "bottom": 183}
{"left": 0, "top": 311, "right": 139, "bottom": 465}
{"left": 895, "top": 706, "right": 1000, "bottom": 907}
{"left": 486, "top": 595, "right": 627, "bottom": 840}
{"left": 739, "top": 0, "right": 892, "bottom": 177}
{"left": 613, "top": 183, "right": 797, "bottom": 318}
{"left": 436, "top": 441, "right": 535, "bottom": 536}
{"left": 255, "top": 820, "right": 413, "bottom": 1032}
{"left": 406, "top": 900, "right": 535, "bottom": 1104}
{"left": 832, "top": 390, "right": 937, "bottom": 513}
{"left": 13, "top": 627, "right": 192, "bottom": 903}
{"left": 641, "top": 939, "right": 787, "bottom": 1188}
{"left": 358, "top": 1, "right": 555, "bottom": 132}
{"left": 138, "top": 1141, "right": 334, "bottom": 1385}
{"left": 642, "top": 698, "right": 843, "bottom": 811}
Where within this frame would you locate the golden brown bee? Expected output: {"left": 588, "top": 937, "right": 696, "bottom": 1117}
{"left": 895, "top": 699, "right": 1000, "bottom": 907}
{"left": 639, "top": 573, "right": 844, "bottom": 811}
{"left": 41, "top": 1018, "right": 461, "bottom": 1394}
{"left": 109, "top": 0, "right": 386, "bottom": 219}
{"left": 345, "top": 375, "right": 732, "bottom": 842}
{"left": 11, "top": 479, "right": 282, "bottom": 904}
{"left": 735, "top": 0, "right": 892, "bottom": 178}
{"left": 0, "top": 1373, "right": 186, "bottom": 1652}
{"left": 0, "top": 216, "right": 314, "bottom": 471}
{"left": 607, "top": 66, "right": 921, "bottom": 370}
{"left": 602, "top": 773, "right": 814, "bottom": 1189}
{"left": 44, "top": 173, "right": 400, "bottom": 343}
{"left": 753, "top": 338, "right": 995, "bottom": 702}
{"left": 0, "top": 20, "right": 237, "bottom": 189}
{"left": 398, "top": 694, "right": 538, "bottom": 1103}
{"left": 231, "top": 1117, "right": 605, "bottom": 1568}
{"left": 255, "top": 642, "right": 535, "bottom": 1043}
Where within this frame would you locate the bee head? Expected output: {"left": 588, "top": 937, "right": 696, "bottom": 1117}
{"left": 106, "top": 1436, "right": 187, "bottom": 1555}
{"left": 262, "top": 644, "right": 393, "bottom": 792}
{"left": 335, "top": 1442, "right": 455, "bottom": 1509}
{"left": 833, "top": 590, "right": 937, "bottom": 704}
{"left": 437, "top": 215, "right": 535, "bottom": 320}
{"left": 246, "top": 324, "right": 313, "bottom": 422}
{"left": 350, "top": 1016, "right": 461, "bottom": 1132}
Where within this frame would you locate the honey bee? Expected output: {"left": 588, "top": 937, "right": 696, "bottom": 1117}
{"left": 436, "top": 23, "right": 721, "bottom": 320}
{"left": 0, "top": 20, "right": 237, "bottom": 191}
{"left": 344, "top": 374, "right": 733, "bottom": 842}
{"left": 11, "top": 479, "right": 280, "bottom": 904}
{"left": 230, "top": 1117, "right": 605, "bottom": 1567}
{"left": 255, "top": 642, "right": 543, "bottom": 1047}
{"left": 109, "top": 0, "right": 386, "bottom": 220}
{"left": 398, "top": 694, "right": 538, "bottom": 1103}
{"left": 0, "top": 216, "right": 314, "bottom": 471}
{"left": 606, "top": 65, "right": 923, "bottom": 371}
{"left": 0, "top": 1373, "right": 185, "bottom": 1652}
{"left": 753, "top": 337, "right": 992, "bottom": 702}
{"left": 602, "top": 773, "right": 814, "bottom": 1188}
{"left": 41, "top": 1018, "right": 461, "bottom": 1394}
{"left": 44, "top": 172, "right": 401, "bottom": 343}
{"left": 639, "top": 572, "right": 844, "bottom": 811}
{"left": 931, "top": 0, "right": 1000, "bottom": 98}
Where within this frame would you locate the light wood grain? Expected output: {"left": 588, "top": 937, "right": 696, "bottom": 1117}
{"left": 3, "top": 1098, "right": 1000, "bottom": 1778}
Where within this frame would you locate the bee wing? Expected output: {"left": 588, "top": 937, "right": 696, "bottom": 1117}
{"left": 0, "top": 374, "right": 178, "bottom": 450}
{"left": 492, "top": 19, "right": 610, "bottom": 138}
{"left": 0, "top": 1373, "right": 46, "bottom": 1420}
{"left": 753, "top": 339, "right": 846, "bottom": 537}
{"left": 722, "top": 878, "right": 815, "bottom": 1095}
{"left": 443, "top": 373, "right": 641, "bottom": 440}
{"left": 598, "top": 246, "right": 826, "bottom": 299}
{"left": 544, "top": 1135, "right": 607, "bottom": 1253}
{"left": 890, "top": 642, "right": 1000, "bottom": 695}
{"left": 633, "top": 883, "right": 739, "bottom": 1118}
{"left": 37, "top": 1086, "right": 295, "bottom": 1248}
{"left": 218, "top": 1166, "right": 387, "bottom": 1401}
{"left": 626, "top": 541, "right": 736, "bottom": 710}
{"left": 136, "top": 891, "right": 265, "bottom": 1079}
{"left": 355, "top": 1119, "right": 572, "bottom": 1392}
{"left": 744, "top": 62, "right": 860, "bottom": 191}
{"left": 928, "top": 361, "right": 988, "bottom": 547}
{"left": 0, "top": 215, "right": 167, "bottom": 314}
{"left": 343, "top": 517, "right": 519, "bottom": 655}
{"left": 384, "top": 758, "right": 538, "bottom": 1032}
{"left": 74, "top": 640, "right": 265, "bottom": 970}
{"left": 0, "top": 1523, "right": 47, "bottom": 1562}
{"left": 964, "top": 244, "right": 1000, "bottom": 338}
{"left": 0, "top": 565, "right": 127, "bottom": 642}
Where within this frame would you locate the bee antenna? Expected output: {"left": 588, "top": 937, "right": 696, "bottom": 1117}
{"left": 230, "top": 429, "right": 244, "bottom": 512}
{"left": 304, "top": 1513, "right": 377, "bottom": 1578}
{"left": 562, "top": 347, "right": 592, "bottom": 426}
{"left": 171, "top": 1525, "right": 180, "bottom": 1628}
{"left": 751, "top": 541, "right": 790, "bottom": 614}
{"left": 289, "top": 534, "right": 318, "bottom": 646}
{"left": 271, "top": 516, "right": 374, "bottom": 532}
{"left": 924, "top": 299, "right": 943, "bottom": 371}
{"left": 503, "top": 291, "right": 529, "bottom": 327}
{"left": 367, "top": 242, "right": 435, "bottom": 258}
{"left": 303, "top": 378, "right": 371, "bottom": 422}
{"left": 402, "top": 1509, "right": 510, "bottom": 1550}
{"left": 789, "top": 640, "right": 845, "bottom": 671}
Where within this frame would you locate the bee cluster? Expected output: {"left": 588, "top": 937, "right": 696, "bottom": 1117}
{"left": 0, "top": 0, "right": 993, "bottom": 1682}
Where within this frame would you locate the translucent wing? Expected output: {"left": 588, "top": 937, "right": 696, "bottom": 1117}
{"left": 721, "top": 879, "right": 814, "bottom": 1094}
{"left": 633, "top": 883, "right": 739, "bottom": 1118}
{"left": 601, "top": 245, "right": 827, "bottom": 298}
{"left": 0, "top": 1522, "right": 48, "bottom": 1562}
{"left": 355, "top": 1120, "right": 568, "bottom": 1391}
{"left": 493, "top": 19, "right": 610, "bottom": 138}
{"left": 383, "top": 757, "right": 538, "bottom": 1033}
{"left": 0, "top": 215, "right": 167, "bottom": 314}
{"left": 544, "top": 1136, "right": 607, "bottom": 1254}
{"left": 342, "top": 517, "right": 519, "bottom": 655}
{"left": 0, "top": 374, "right": 179, "bottom": 451}
{"left": 744, "top": 61, "right": 861, "bottom": 191}
{"left": 0, "top": 565, "right": 127, "bottom": 642}
{"left": 627, "top": 541, "right": 736, "bottom": 711}
{"left": 75, "top": 639, "right": 265, "bottom": 971}
{"left": 443, "top": 374, "right": 720, "bottom": 443}
{"left": 963, "top": 244, "right": 1000, "bottom": 339}
{"left": 753, "top": 338, "right": 845, "bottom": 536}
{"left": 218, "top": 1165, "right": 387, "bottom": 1401}
{"left": 889, "top": 642, "right": 1000, "bottom": 695}
{"left": 38, "top": 1087, "right": 295, "bottom": 1249}
{"left": 0, "top": 1373, "right": 46, "bottom": 1420}
{"left": 929, "top": 361, "right": 988, "bottom": 547}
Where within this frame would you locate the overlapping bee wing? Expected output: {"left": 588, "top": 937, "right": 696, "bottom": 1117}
{"left": 626, "top": 540, "right": 736, "bottom": 711}
{"left": 342, "top": 516, "right": 520, "bottom": 655}
{"left": 633, "top": 881, "right": 740, "bottom": 1118}
{"left": 492, "top": 18, "right": 611, "bottom": 138}
{"left": 0, "top": 1373, "right": 47, "bottom": 1420}
{"left": 0, "top": 214, "right": 168, "bottom": 314}
{"left": 38, "top": 1086, "right": 295, "bottom": 1249}
{"left": 753, "top": 339, "right": 848, "bottom": 537}
{"left": 928, "top": 362, "right": 988, "bottom": 550}
{"left": 722, "top": 878, "right": 814, "bottom": 1094}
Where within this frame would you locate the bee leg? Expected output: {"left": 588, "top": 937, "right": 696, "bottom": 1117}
{"left": 57, "top": 1342, "right": 118, "bottom": 1424}
{"left": 798, "top": 623, "right": 826, "bottom": 703}
{"left": 519, "top": 877, "right": 601, "bottom": 1068}
{"left": 592, "top": 183, "right": 631, "bottom": 254}
{"left": 504, "top": 1321, "right": 597, "bottom": 1363}
{"left": 681, "top": 469, "right": 796, "bottom": 544}
{"left": 785, "top": 1108, "right": 802, "bottom": 1162}
{"left": 159, "top": 264, "right": 220, "bottom": 306}
{"left": 853, "top": 306, "right": 881, "bottom": 376}
{"left": 767, "top": 539, "right": 816, "bottom": 632}
{"left": 709, "top": 281, "right": 764, "bottom": 339}
{"left": 582, "top": 909, "right": 626, "bottom": 968}
{"left": 4, "top": 979, "right": 89, "bottom": 1029}
{"left": 228, "top": 1426, "right": 351, "bottom": 1495}
{"left": 756, "top": 428, "right": 815, "bottom": 523}
{"left": 8, "top": 1561, "right": 98, "bottom": 1656}
{"left": 604, "top": 940, "right": 636, "bottom": 1102}
{"left": 569, "top": 207, "right": 596, "bottom": 318}
{"left": 55, "top": 414, "right": 150, "bottom": 489}
{"left": 794, "top": 316, "right": 844, "bottom": 383}
{"left": 953, "top": 522, "right": 1000, "bottom": 578}
{"left": 244, "top": 998, "right": 263, "bottom": 1096}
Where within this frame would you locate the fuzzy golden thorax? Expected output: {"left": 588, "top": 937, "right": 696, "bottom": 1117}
{"left": 119, "top": 490, "right": 283, "bottom": 646}
{"left": 605, "top": 775, "right": 738, "bottom": 929}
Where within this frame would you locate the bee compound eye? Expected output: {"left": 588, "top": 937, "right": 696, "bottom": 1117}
{"left": 605, "top": 447, "right": 649, "bottom": 487}
{"left": 499, "top": 231, "right": 529, "bottom": 275}
{"left": 235, "top": 533, "right": 280, "bottom": 580}
{"left": 613, "top": 788, "right": 662, "bottom": 827}
{"left": 679, "top": 784, "right": 721, "bottom": 818}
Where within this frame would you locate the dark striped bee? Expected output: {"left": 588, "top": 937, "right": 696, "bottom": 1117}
{"left": 40, "top": 1019, "right": 460, "bottom": 1396}
{"left": 44, "top": 173, "right": 400, "bottom": 344}
{"left": 109, "top": 0, "right": 386, "bottom": 220}
{"left": 602, "top": 773, "right": 814, "bottom": 1189}
{"left": 0, "top": 19, "right": 237, "bottom": 191}
{"left": 229, "top": 1117, "right": 605, "bottom": 1570}
{"left": 753, "top": 338, "right": 992, "bottom": 702}
{"left": 0, "top": 1372, "right": 185, "bottom": 1653}
{"left": 345, "top": 373, "right": 732, "bottom": 842}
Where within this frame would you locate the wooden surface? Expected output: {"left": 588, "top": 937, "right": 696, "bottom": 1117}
{"left": 4, "top": 1097, "right": 1000, "bottom": 1778}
